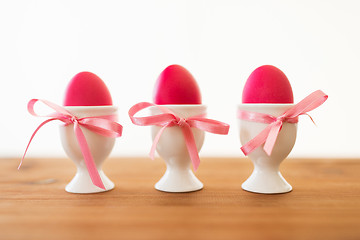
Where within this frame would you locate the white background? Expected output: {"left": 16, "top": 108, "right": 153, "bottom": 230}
{"left": 1, "top": 0, "right": 359, "bottom": 159}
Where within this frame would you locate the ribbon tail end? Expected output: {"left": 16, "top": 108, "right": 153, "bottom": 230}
{"left": 17, "top": 158, "right": 24, "bottom": 170}
{"left": 191, "top": 156, "right": 201, "bottom": 172}
{"left": 90, "top": 175, "right": 106, "bottom": 190}
{"left": 148, "top": 152, "right": 156, "bottom": 161}
{"left": 240, "top": 147, "right": 249, "bottom": 156}
{"left": 96, "top": 183, "right": 106, "bottom": 190}
{"left": 192, "top": 162, "right": 199, "bottom": 172}
{"left": 264, "top": 146, "right": 273, "bottom": 156}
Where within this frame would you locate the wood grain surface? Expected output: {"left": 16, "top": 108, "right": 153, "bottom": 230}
{"left": 0, "top": 157, "right": 359, "bottom": 240}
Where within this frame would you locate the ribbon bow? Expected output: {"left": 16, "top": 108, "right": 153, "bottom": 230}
{"left": 238, "top": 90, "right": 328, "bottom": 156}
{"left": 128, "top": 102, "right": 230, "bottom": 171}
{"left": 20, "top": 99, "right": 123, "bottom": 190}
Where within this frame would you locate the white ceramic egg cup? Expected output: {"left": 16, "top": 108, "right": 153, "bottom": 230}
{"left": 238, "top": 104, "right": 297, "bottom": 194}
{"left": 59, "top": 106, "right": 117, "bottom": 194}
{"left": 150, "top": 105, "right": 206, "bottom": 193}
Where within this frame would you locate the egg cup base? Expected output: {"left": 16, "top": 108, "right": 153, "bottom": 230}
{"left": 155, "top": 169, "right": 203, "bottom": 193}
{"left": 241, "top": 170, "right": 292, "bottom": 194}
{"left": 65, "top": 170, "right": 115, "bottom": 194}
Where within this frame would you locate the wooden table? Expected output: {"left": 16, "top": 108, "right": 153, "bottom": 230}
{"left": 0, "top": 157, "right": 359, "bottom": 240}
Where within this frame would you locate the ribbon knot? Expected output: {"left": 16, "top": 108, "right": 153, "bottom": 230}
{"left": 176, "top": 118, "right": 188, "bottom": 127}
{"left": 276, "top": 115, "right": 286, "bottom": 123}
{"left": 238, "top": 90, "right": 328, "bottom": 156}
{"left": 68, "top": 116, "right": 79, "bottom": 125}
{"left": 128, "top": 102, "right": 230, "bottom": 171}
{"left": 71, "top": 116, "right": 78, "bottom": 123}
{"left": 20, "top": 99, "right": 123, "bottom": 190}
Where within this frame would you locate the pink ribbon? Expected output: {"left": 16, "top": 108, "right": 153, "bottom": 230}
{"left": 128, "top": 102, "right": 230, "bottom": 171}
{"left": 20, "top": 99, "right": 123, "bottom": 190}
{"left": 238, "top": 90, "right": 328, "bottom": 156}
